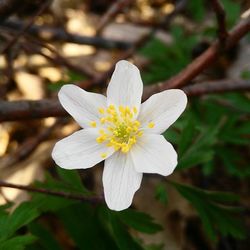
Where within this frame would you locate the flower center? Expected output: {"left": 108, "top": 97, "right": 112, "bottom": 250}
{"left": 92, "top": 105, "right": 143, "bottom": 155}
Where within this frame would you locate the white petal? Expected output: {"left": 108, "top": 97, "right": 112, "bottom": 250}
{"left": 138, "top": 89, "right": 187, "bottom": 134}
{"left": 58, "top": 84, "right": 107, "bottom": 128}
{"left": 107, "top": 60, "right": 143, "bottom": 113}
{"left": 52, "top": 128, "right": 114, "bottom": 170}
{"left": 103, "top": 152, "right": 142, "bottom": 211}
{"left": 131, "top": 134, "right": 177, "bottom": 176}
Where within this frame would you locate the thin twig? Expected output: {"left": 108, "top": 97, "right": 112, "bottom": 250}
{"left": 0, "top": 0, "right": 51, "bottom": 54}
{"left": 0, "top": 19, "right": 131, "bottom": 50}
{"left": 96, "top": 0, "right": 133, "bottom": 34}
{"left": 211, "top": 0, "right": 228, "bottom": 44}
{"left": 21, "top": 38, "right": 93, "bottom": 78}
{"left": 0, "top": 79, "right": 249, "bottom": 122}
{"left": 143, "top": 16, "right": 250, "bottom": 98}
{"left": 0, "top": 180, "right": 103, "bottom": 204}
{"left": 0, "top": 99, "right": 65, "bottom": 122}
{"left": 183, "top": 79, "right": 250, "bottom": 96}
{"left": 0, "top": 119, "right": 66, "bottom": 168}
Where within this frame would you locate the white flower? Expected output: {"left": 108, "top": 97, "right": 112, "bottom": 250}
{"left": 52, "top": 60, "right": 187, "bottom": 211}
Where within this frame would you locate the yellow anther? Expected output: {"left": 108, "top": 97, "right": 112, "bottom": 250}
{"left": 121, "top": 145, "right": 129, "bottom": 153}
{"left": 119, "top": 105, "right": 125, "bottom": 113}
{"left": 148, "top": 122, "right": 155, "bottom": 128}
{"left": 107, "top": 108, "right": 115, "bottom": 115}
{"left": 99, "top": 129, "right": 105, "bottom": 134}
{"left": 129, "top": 137, "right": 136, "bottom": 145}
{"left": 126, "top": 127, "right": 132, "bottom": 133}
{"left": 96, "top": 136, "right": 106, "bottom": 143}
{"left": 133, "top": 107, "right": 137, "bottom": 114}
{"left": 98, "top": 108, "right": 105, "bottom": 114}
{"left": 95, "top": 105, "right": 143, "bottom": 154}
{"left": 100, "top": 117, "right": 106, "bottom": 124}
{"left": 90, "top": 121, "right": 97, "bottom": 127}
{"left": 101, "top": 153, "right": 107, "bottom": 158}
{"left": 137, "top": 131, "right": 143, "bottom": 137}
{"left": 108, "top": 104, "right": 115, "bottom": 110}
{"left": 134, "top": 120, "right": 140, "bottom": 127}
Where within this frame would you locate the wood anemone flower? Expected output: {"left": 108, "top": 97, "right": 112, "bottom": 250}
{"left": 52, "top": 60, "right": 187, "bottom": 211}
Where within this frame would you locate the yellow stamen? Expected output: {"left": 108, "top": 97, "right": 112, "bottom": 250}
{"left": 90, "top": 121, "right": 97, "bottom": 127}
{"left": 101, "top": 153, "right": 107, "bottom": 158}
{"left": 95, "top": 105, "right": 144, "bottom": 154}
{"left": 98, "top": 108, "right": 105, "bottom": 114}
{"left": 148, "top": 122, "right": 155, "bottom": 128}
{"left": 133, "top": 107, "right": 137, "bottom": 114}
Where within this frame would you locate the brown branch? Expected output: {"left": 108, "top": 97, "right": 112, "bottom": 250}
{"left": 21, "top": 39, "right": 93, "bottom": 78}
{"left": 0, "top": 0, "right": 52, "bottom": 54}
{"left": 0, "top": 99, "right": 65, "bottom": 122}
{"left": 0, "top": 79, "right": 249, "bottom": 122}
{"left": 143, "top": 16, "right": 250, "bottom": 99}
{"left": 183, "top": 79, "right": 250, "bottom": 96}
{"left": 0, "top": 119, "right": 66, "bottom": 168}
{"left": 0, "top": 13, "right": 249, "bottom": 122}
{"left": 211, "top": 0, "right": 228, "bottom": 44}
{"left": 0, "top": 180, "right": 103, "bottom": 204}
{"left": 96, "top": 0, "right": 133, "bottom": 34}
{"left": 0, "top": 20, "right": 131, "bottom": 50}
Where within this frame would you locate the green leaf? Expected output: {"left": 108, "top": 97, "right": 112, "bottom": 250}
{"left": 144, "top": 243, "right": 164, "bottom": 250}
{"left": 178, "top": 116, "right": 196, "bottom": 156}
{"left": 117, "top": 209, "right": 163, "bottom": 234}
{"left": 241, "top": 70, "right": 250, "bottom": 80}
{"left": 221, "top": 0, "right": 241, "bottom": 27}
{"left": 187, "top": 0, "right": 205, "bottom": 21}
{"left": 177, "top": 116, "right": 223, "bottom": 170}
{"left": 140, "top": 27, "right": 197, "bottom": 85}
{"left": 99, "top": 207, "right": 143, "bottom": 250}
{"left": 57, "top": 204, "right": 117, "bottom": 250}
{"left": 56, "top": 167, "right": 89, "bottom": 194}
{"left": 172, "top": 182, "right": 246, "bottom": 240}
{"left": 31, "top": 175, "right": 77, "bottom": 213}
{"left": 154, "top": 183, "right": 168, "bottom": 205}
{"left": 0, "top": 235, "right": 36, "bottom": 250}
{"left": 28, "top": 222, "right": 63, "bottom": 250}
{"left": 0, "top": 202, "right": 39, "bottom": 241}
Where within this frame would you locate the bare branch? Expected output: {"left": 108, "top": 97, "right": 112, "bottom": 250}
{"left": 0, "top": 180, "right": 103, "bottom": 204}
{"left": 0, "top": 0, "right": 52, "bottom": 54}
{"left": 0, "top": 119, "right": 66, "bottom": 168}
{"left": 1, "top": 79, "right": 249, "bottom": 122}
{"left": 211, "top": 0, "right": 228, "bottom": 44}
{"left": 96, "top": 0, "right": 133, "bottom": 34}
{"left": 0, "top": 99, "right": 65, "bottom": 122}
{"left": 183, "top": 79, "right": 250, "bottom": 96}
{"left": 143, "top": 16, "right": 250, "bottom": 98}
{"left": 0, "top": 20, "right": 132, "bottom": 50}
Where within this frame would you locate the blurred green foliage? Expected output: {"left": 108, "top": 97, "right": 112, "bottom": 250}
{"left": 172, "top": 182, "right": 245, "bottom": 240}
{"left": 140, "top": 27, "right": 197, "bottom": 84}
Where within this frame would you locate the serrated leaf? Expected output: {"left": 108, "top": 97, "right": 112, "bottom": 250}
{"left": 0, "top": 202, "right": 40, "bottom": 241}
{"left": 101, "top": 208, "right": 144, "bottom": 250}
{"left": 28, "top": 222, "right": 63, "bottom": 250}
{"left": 117, "top": 209, "right": 163, "bottom": 234}
{"left": 0, "top": 235, "right": 36, "bottom": 250}
{"left": 56, "top": 167, "right": 89, "bottom": 194}
{"left": 57, "top": 204, "right": 117, "bottom": 250}
{"left": 172, "top": 182, "right": 246, "bottom": 240}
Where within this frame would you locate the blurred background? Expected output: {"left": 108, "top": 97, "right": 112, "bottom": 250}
{"left": 0, "top": 0, "right": 250, "bottom": 249}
